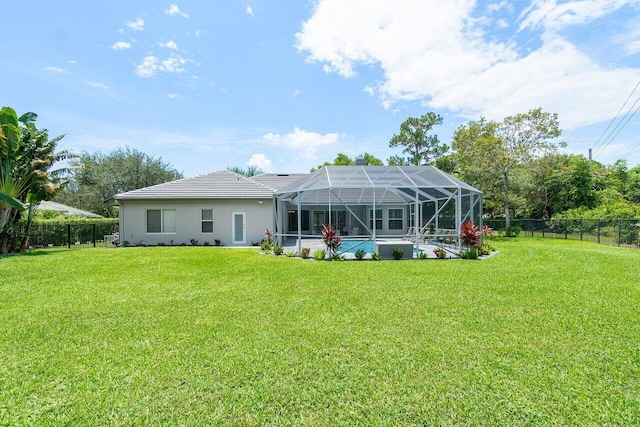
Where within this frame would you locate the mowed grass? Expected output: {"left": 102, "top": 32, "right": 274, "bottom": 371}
{"left": 1, "top": 239, "right": 639, "bottom": 425}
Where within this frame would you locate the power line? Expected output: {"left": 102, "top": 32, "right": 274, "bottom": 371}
{"left": 593, "top": 95, "right": 640, "bottom": 159}
{"left": 592, "top": 78, "right": 640, "bottom": 158}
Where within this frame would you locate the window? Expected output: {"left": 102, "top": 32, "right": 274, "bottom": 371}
{"left": 201, "top": 209, "right": 213, "bottom": 233}
{"left": 388, "top": 208, "right": 404, "bottom": 230}
{"left": 369, "top": 209, "right": 382, "bottom": 230}
{"left": 147, "top": 209, "right": 176, "bottom": 233}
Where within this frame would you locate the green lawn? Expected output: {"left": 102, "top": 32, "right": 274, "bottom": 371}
{"left": 1, "top": 238, "right": 639, "bottom": 425}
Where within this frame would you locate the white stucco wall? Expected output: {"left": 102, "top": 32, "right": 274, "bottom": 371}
{"left": 118, "top": 199, "right": 273, "bottom": 246}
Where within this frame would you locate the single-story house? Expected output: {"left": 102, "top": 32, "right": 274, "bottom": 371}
{"left": 115, "top": 166, "right": 483, "bottom": 249}
{"left": 115, "top": 170, "right": 307, "bottom": 246}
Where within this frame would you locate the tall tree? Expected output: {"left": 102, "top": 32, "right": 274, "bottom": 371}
{"left": 453, "top": 108, "right": 563, "bottom": 227}
{"left": 56, "top": 147, "right": 182, "bottom": 217}
{"left": 0, "top": 107, "right": 25, "bottom": 230}
{"left": 0, "top": 107, "right": 69, "bottom": 253}
{"left": 310, "top": 152, "right": 383, "bottom": 172}
{"left": 389, "top": 113, "right": 448, "bottom": 165}
{"left": 227, "top": 165, "right": 263, "bottom": 177}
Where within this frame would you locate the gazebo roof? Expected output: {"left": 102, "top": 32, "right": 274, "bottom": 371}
{"left": 276, "top": 166, "right": 481, "bottom": 204}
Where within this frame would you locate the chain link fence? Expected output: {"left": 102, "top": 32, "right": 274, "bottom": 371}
{"left": 483, "top": 218, "right": 640, "bottom": 248}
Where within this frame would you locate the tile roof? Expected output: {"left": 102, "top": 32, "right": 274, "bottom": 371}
{"left": 115, "top": 170, "right": 309, "bottom": 201}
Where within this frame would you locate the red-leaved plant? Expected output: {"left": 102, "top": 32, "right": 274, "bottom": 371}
{"left": 482, "top": 224, "right": 494, "bottom": 240}
{"left": 460, "top": 220, "right": 480, "bottom": 249}
{"left": 264, "top": 228, "right": 273, "bottom": 243}
{"left": 321, "top": 224, "right": 342, "bottom": 256}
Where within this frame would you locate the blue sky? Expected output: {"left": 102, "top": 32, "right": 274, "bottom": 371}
{"left": 2, "top": 1, "right": 640, "bottom": 177}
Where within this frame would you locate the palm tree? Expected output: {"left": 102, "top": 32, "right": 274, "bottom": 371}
{"left": 0, "top": 107, "right": 25, "bottom": 231}
{"left": 0, "top": 107, "right": 69, "bottom": 253}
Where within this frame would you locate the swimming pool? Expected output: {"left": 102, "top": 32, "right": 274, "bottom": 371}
{"left": 339, "top": 239, "right": 375, "bottom": 254}
{"left": 338, "top": 239, "right": 423, "bottom": 254}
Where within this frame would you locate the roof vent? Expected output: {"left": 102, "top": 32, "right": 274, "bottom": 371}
{"left": 355, "top": 155, "right": 365, "bottom": 166}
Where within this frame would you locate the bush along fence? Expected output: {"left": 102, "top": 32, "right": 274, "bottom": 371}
{"left": 484, "top": 218, "right": 640, "bottom": 248}
{"left": 22, "top": 219, "right": 119, "bottom": 249}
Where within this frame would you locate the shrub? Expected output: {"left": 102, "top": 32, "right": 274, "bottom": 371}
{"left": 477, "top": 242, "right": 494, "bottom": 256}
{"left": 313, "top": 249, "right": 326, "bottom": 260}
{"left": 264, "top": 228, "right": 273, "bottom": 243}
{"left": 260, "top": 241, "right": 273, "bottom": 251}
{"left": 501, "top": 226, "right": 521, "bottom": 237}
{"left": 371, "top": 252, "right": 382, "bottom": 261}
{"left": 203, "top": 241, "right": 210, "bottom": 246}
{"left": 300, "top": 247, "right": 311, "bottom": 259}
{"left": 460, "top": 220, "right": 480, "bottom": 248}
{"left": 418, "top": 251, "right": 428, "bottom": 260}
{"left": 459, "top": 248, "right": 478, "bottom": 259}
{"left": 433, "top": 247, "right": 447, "bottom": 259}
{"left": 392, "top": 246, "right": 404, "bottom": 260}
{"left": 273, "top": 245, "right": 283, "bottom": 256}
{"left": 354, "top": 249, "right": 367, "bottom": 260}
{"left": 329, "top": 253, "right": 345, "bottom": 261}
{"left": 251, "top": 241, "right": 260, "bottom": 246}
{"left": 157, "top": 242, "right": 166, "bottom": 246}
{"left": 482, "top": 224, "right": 494, "bottom": 239}
{"left": 190, "top": 238, "right": 198, "bottom": 246}
{"left": 285, "top": 250, "right": 297, "bottom": 258}
{"left": 214, "top": 239, "right": 221, "bottom": 246}
{"left": 321, "top": 224, "right": 341, "bottom": 257}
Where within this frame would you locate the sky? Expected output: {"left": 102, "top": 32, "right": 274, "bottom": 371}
{"left": 2, "top": 0, "right": 640, "bottom": 177}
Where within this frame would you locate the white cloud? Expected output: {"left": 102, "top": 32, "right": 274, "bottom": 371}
{"left": 167, "top": 93, "right": 182, "bottom": 99}
{"left": 293, "top": 90, "right": 301, "bottom": 96}
{"left": 626, "top": 40, "right": 640, "bottom": 55}
{"left": 195, "top": 29, "right": 205, "bottom": 38}
{"left": 162, "top": 54, "right": 188, "bottom": 73}
{"left": 165, "top": 4, "right": 190, "bottom": 18}
{"left": 87, "top": 82, "right": 109, "bottom": 89}
{"left": 126, "top": 18, "right": 144, "bottom": 31}
{"left": 68, "top": 60, "right": 76, "bottom": 64}
{"left": 247, "top": 154, "right": 272, "bottom": 172}
{"left": 246, "top": 6, "right": 254, "bottom": 16}
{"left": 262, "top": 127, "right": 340, "bottom": 160}
{"left": 111, "top": 41, "right": 132, "bottom": 50}
{"left": 159, "top": 40, "right": 178, "bottom": 49}
{"left": 296, "top": 0, "right": 640, "bottom": 129}
{"left": 136, "top": 54, "right": 189, "bottom": 77}
{"left": 43, "top": 66, "right": 66, "bottom": 73}
{"left": 519, "top": 0, "right": 632, "bottom": 32}
{"left": 136, "top": 56, "right": 161, "bottom": 77}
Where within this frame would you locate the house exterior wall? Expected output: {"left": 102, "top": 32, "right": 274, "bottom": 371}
{"left": 118, "top": 198, "right": 272, "bottom": 246}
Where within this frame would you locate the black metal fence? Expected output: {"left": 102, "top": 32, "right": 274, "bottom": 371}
{"left": 484, "top": 218, "right": 640, "bottom": 248}
{"left": 25, "top": 221, "right": 119, "bottom": 249}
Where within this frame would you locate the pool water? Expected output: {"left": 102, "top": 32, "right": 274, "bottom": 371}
{"left": 338, "top": 239, "right": 424, "bottom": 254}
{"left": 339, "top": 239, "right": 375, "bottom": 253}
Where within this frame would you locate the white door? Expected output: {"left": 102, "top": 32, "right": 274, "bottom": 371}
{"left": 232, "top": 212, "right": 246, "bottom": 244}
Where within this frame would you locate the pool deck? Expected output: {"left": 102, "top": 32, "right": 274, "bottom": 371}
{"left": 281, "top": 237, "right": 460, "bottom": 259}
